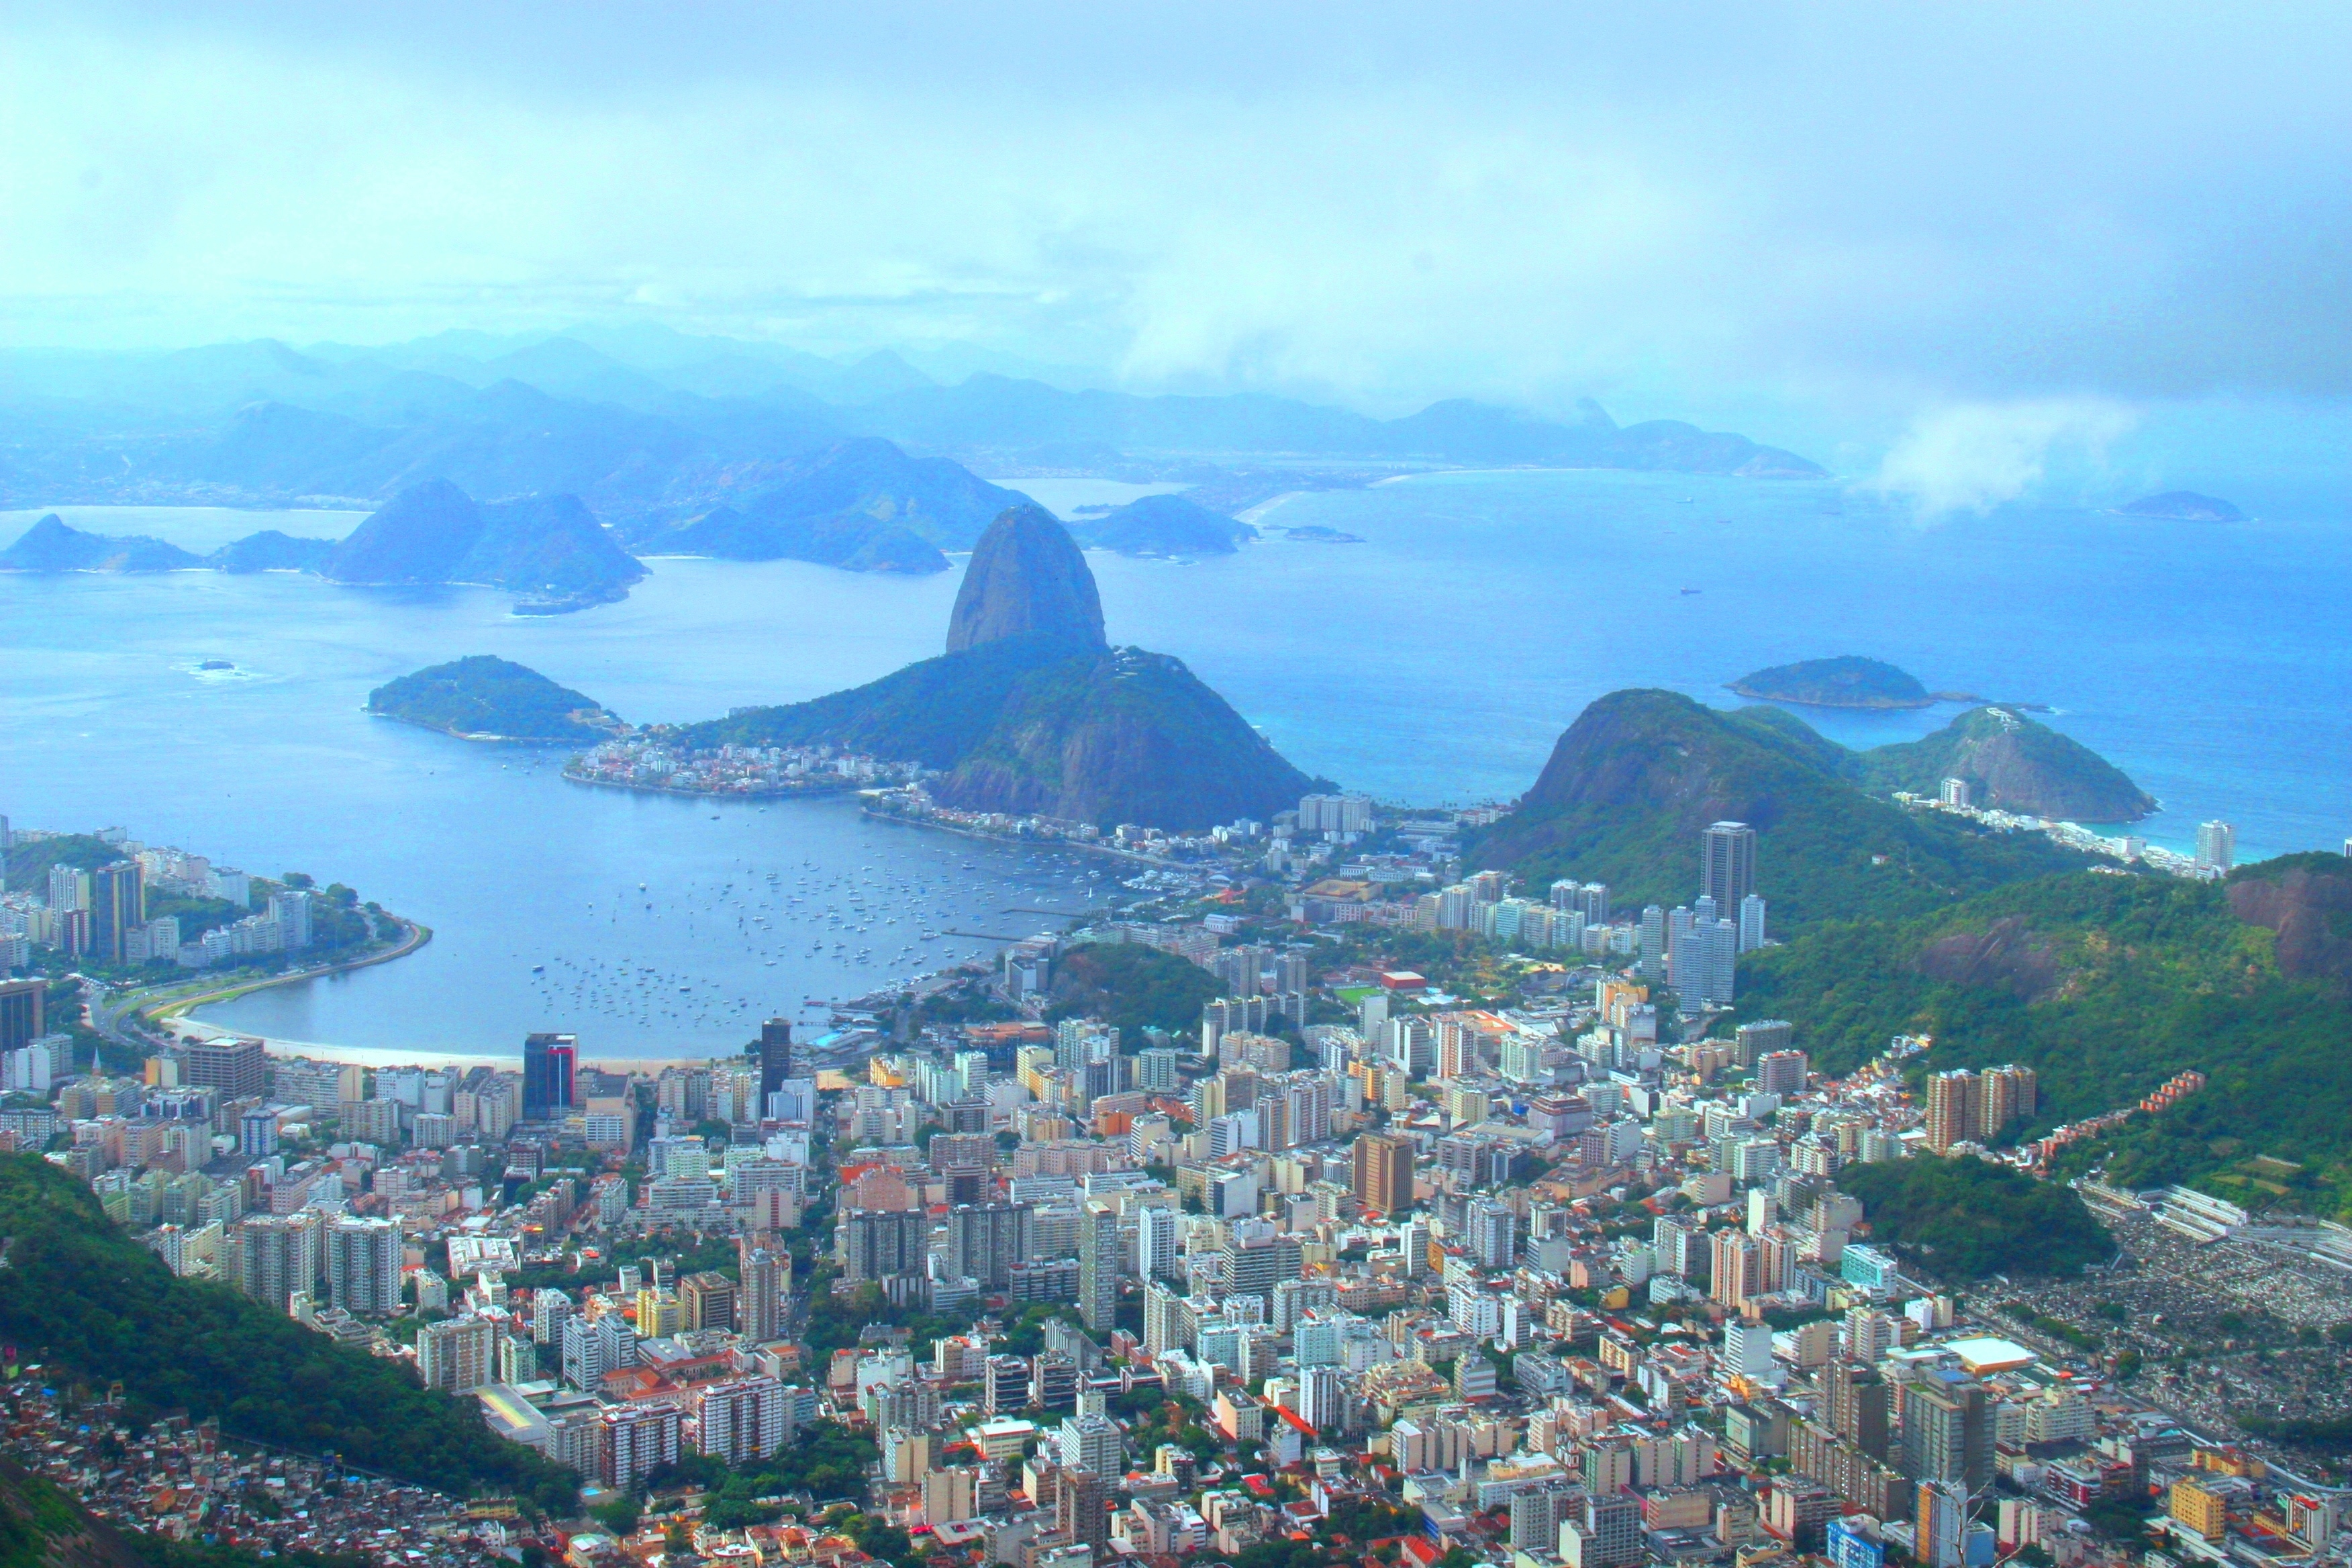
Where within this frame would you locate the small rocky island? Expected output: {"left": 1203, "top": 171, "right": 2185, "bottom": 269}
{"left": 2119, "top": 491, "right": 2244, "bottom": 522}
{"left": 1728, "top": 655, "right": 1934, "bottom": 709}
{"left": 366, "top": 655, "right": 624, "bottom": 742}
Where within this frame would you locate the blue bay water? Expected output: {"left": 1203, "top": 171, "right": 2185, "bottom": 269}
{"left": 1, "top": 468, "right": 2346, "bottom": 1057}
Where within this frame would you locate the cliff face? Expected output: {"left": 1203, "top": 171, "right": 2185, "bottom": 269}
{"left": 945, "top": 505, "right": 1108, "bottom": 654}
{"left": 1861, "top": 706, "right": 2156, "bottom": 822}
{"left": 2226, "top": 857, "right": 2352, "bottom": 993}
{"left": 324, "top": 479, "right": 645, "bottom": 601}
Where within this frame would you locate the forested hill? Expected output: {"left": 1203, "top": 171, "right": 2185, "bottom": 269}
{"left": 0, "top": 1157, "right": 577, "bottom": 1514}
{"left": 1731, "top": 863, "right": 2352, "bottom": 1221}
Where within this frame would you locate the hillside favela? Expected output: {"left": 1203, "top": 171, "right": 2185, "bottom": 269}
{"left": 9, "top": 11, "right": 2352, "bottom": 1568}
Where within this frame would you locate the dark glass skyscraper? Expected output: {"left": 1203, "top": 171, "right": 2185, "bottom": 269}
{"left": 89, "top": 861, "right": 145, "bottom": 966}
{"left": 754, "top": 1018, "right": 792, "bottom": 1099}
{"left": 523, "top": 1032, "right": 577, "bottom": 1120}
{"left": 1701, "top": 820, "right": 1757, "bottom": 914}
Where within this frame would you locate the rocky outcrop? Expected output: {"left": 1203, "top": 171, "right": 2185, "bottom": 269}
{"left": 1915, "top": 916, "right": 2062, "bottom": 1001}
{"left": 2227, "top": 860, "right": 2352, "bottom": 992}
{"left": 945, "top": 505, "right": 1107, "bottom": 654}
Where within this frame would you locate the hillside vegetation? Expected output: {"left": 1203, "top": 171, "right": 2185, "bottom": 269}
{"left": 1734, "top": 867, "right": 2352, "bottom": 1218}
{"left": 1839, "top": 1155, "right": 2114, "bottom": 1280}
{"left": 1470, "top": 690, "right": 2094, "bottom": 929}
{"left": 1046, "top": 942, "right": 1227, "bottom": 1036}
{"left": 366, "top": 655, "right": 621, "bottom": 742}
{"left": 0, "top": 1157, "right": 576, "bottom": 1514}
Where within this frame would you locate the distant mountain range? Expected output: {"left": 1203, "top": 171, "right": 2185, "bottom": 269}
{"left": 0, "top": 332, "right": 1828, "bottom": 543}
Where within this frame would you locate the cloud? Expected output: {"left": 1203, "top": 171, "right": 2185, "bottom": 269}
{"left": 1865, "top": 399, "right": 2141, "bottom": 518}
{"left": 0, "top": 4, "right": 2349, "bottom": 421}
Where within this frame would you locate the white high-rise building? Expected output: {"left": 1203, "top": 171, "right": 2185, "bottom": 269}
{"left": 2196, "top": 820, "right": 2236, "bottom": 872}
{"left": 418, "top": 1316, "right": 498, "bottom": 1393}
{"left": 1137, "top": 1205, "right": 1181, "bottom": 1283}
{"left": 698, "top": 1375, "right": 789, "bottom": 1463}
{"left": 325, "top": 1215, "right": 403, "bottom": 1316}
{"left": 1738, "top": 894, "right": 1767, "bottom": 953}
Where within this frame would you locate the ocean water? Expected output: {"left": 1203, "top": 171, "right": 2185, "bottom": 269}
{"left": 1, "top": 467, "right": 2346, "bottom": 1057}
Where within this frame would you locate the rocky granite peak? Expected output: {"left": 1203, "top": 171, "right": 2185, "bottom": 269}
{"left": 944, "top": 505, "right": 1106, "bottom": 654}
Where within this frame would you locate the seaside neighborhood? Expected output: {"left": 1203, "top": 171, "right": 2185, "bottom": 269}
{"left": 5, "top": 792, "right": 2342, "bottom": 1568}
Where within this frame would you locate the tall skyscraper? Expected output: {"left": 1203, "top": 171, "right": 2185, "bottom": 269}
{"left": 1701, "top": 821, "right": 1758, "bottom": 914}
{"left": 1137, "top": 1204, "right": 1181, "bottom": 1283}
{"left": 1924, "top": 1070, "right": 1979, "bottom": 1153}
{"left": 1738, "top": 893, "right": 1767, "bottom": 952}
{"left": 2196, "top": 820, "right": 2236, "bottom": 872}
{"left": 754, "top": 1018, "right": 793, "bottom": 1097}
{"left": 948, "top": 1202, "right": 1036, "bottom": 1289}
{"left": 1637, "top": 905, "right": 1667, "bottom": 980}
{"left": 89, "top": 861, "right": 146, "bottom": 967}
{"left": 1904, "top": 1373, "right": 1992, "bottom": 1495}
{"left": 523, "top": 1032, "right": 577, "bottom": 1120}
{"left": 698, "top": 1375, "right": 787, "bottom": 1463}
{"left": 1351, "top": 1132, "right": 1414, "bottom": 1216}
{"left": 1077, "top": 1199, "right": 1120, "bottom": 1333}
{"left": 737, "top": 1241, "right": 785, "bottom": 1343}
{"left": 0, "top": 979, "right": 43, "bottom": 1052}
{"left": 327, "top": 1215, "right": 404, "bottom": 1316}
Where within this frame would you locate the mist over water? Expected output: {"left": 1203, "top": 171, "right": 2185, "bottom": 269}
{"left": 3, "top": 467, "right": 2346, "bottom": 1055}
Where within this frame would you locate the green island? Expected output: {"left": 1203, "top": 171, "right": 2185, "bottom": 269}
{"left": 1727, "top": 654, "right": 1934, "bottom": 709}
{"left": 366, "top": 654, "right": 624, "bottom": 742}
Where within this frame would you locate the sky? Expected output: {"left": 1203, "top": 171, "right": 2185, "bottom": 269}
{"left": 1, "top": 3, "right": 2347, "bottom": 484}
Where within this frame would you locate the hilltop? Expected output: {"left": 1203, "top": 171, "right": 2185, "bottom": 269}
{"left": 1732, "top": 862, "right": 2352, "bottom": 1221}
{"left": 1861, "top": 705, "right": 2157, "bottom": 822}
{"left": 1728, "top": 655, "right": 1932, "bottom": 709}
{"left": 205, "top": 528, "right": 338, "bottom": 573}
{"left": 368, "top": 655, "right": 623, "bottom": 742}
{"left": 324, "top": 479, "right": 646, "bottom": 605}
{"left": 677, "top": 507, "right": 1322, "bottom": 828}
{"left": 1070, "top": 493, "right": 1257, "bottom": 556}
{"left": 1467, "top": 689, "right": 2098, "bottom": 928}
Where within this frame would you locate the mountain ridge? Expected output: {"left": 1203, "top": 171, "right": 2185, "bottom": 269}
{"left": 1469, "top": 689, "right": 2102, "bottom": 929}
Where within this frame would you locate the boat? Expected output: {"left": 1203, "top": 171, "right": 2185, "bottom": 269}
{"left": 1679, "top": 587, "right": 1702, "bottom": 595}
